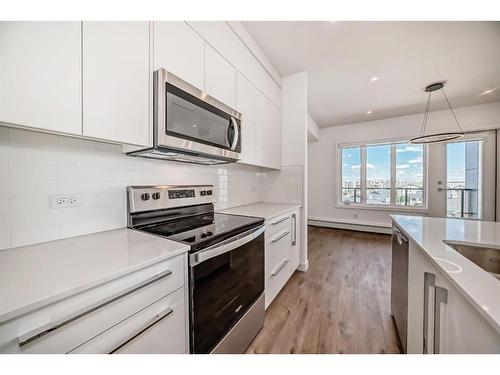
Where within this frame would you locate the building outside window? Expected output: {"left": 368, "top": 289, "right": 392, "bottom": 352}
{"left": 339, "top": 141, "right": 425, "bottom": 208}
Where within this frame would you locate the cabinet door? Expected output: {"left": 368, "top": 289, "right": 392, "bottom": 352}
{"left": 153, "top": 21, "right": 204, "bottom": 90}
{"left": 407, "top": 241, "right": 500, "bottom": 354}
{"left": 0, "top": 22, "right": 81, "bottom": 134}
{"left": 270, "top": 103, "right": 282, "bottom": 169}
{"left": 236, "top": 73, "right": 256, "bottom": 165}
{"left": 255, "top": 90, "right": 270, "bottom": 168}
{"left": 205, "top": 44, "right": 236, "bottom": 108}
{"left": 82, "top": 22, "right": 150, "bottom": 146}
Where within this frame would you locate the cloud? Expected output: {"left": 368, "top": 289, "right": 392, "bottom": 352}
{"left": 397, "top": 146, "right": 422, "bottom": 153}
{"left": 408, "top": 156, "right": 423, "bottom": 164}
{"left": 396, "top": 164, "right": 410, "bottom": 169}
{"left": 352, "top": 163, "right": 375, "bottom": 170}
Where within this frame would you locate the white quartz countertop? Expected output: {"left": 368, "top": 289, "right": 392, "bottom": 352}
{"left": 219, "top": 202, "right": 301, "bottom": 220}
{"left": 0, "top": 228, "right": 189, "bottom": 324}
{"left": 391, "top": 215, "right": 500, "bottom": 333}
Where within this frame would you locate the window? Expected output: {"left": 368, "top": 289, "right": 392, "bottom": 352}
{"left": 339, "top": 141, "right": 425, "bottom": 208}
{"left": 341, "top": 147, "right": 361, "bottom": 204}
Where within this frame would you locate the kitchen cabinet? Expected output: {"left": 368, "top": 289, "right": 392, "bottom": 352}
{"left": 269, "top": 103, "right": 282, "bottom": 169}
{"left": 407, "top": 240, "right": 500, "bottom": 354}
{"left": 0, "top": 22, "right": 82, "bottom": 135}
{"left": 236, "top": 72, "right": 257, "bottom": 165}
{"left": 255, "top": 90, "right": 281, "bottom": 169}
{"left": 264, "top": 208, "right": 300, "bottom": 308}
{"left": 0, "top": 253, "right": 189, "bottom": 354}
{"left": 153, "top": 21, "right": 205, "bottom": 90}
{"left": 82, "top": 22, "right": 150, "bottom": 146}
{"left": 204, "top": 44, "right": 236, "bottom": 109}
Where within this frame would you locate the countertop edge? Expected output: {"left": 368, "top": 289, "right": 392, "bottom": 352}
{"left": 0, "top": 240, "right": 189, "bottom": 325}
{"left": 219, "top": 202, "right": 302, "bottom": 220}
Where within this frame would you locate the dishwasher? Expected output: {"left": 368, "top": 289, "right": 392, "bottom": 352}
{"left": 391, "top": 224, "right": 409, "bottom": 353}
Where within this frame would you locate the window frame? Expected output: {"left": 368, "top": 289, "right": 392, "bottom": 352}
{"left": 336, "top": 139, "right": 428, "bottom": 212}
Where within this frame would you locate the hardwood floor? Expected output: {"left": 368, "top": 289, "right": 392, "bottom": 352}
{"left": 246, "top": 226, "right": 402, "bottom": 354}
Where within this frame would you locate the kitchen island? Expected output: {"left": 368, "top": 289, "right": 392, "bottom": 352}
{"left": 391, "top": 215, "right": 500, "bottom": 354}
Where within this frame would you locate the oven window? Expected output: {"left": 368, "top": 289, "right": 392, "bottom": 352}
{"left": 166, "top": 84, "right": 239, "bottom": 151}
{"left": 191, "top": 232, "right": 264, "bottom": 353}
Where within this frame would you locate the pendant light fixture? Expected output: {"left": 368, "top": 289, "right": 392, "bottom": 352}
{"left": 409, "top": 82, "right": 465, "bottom": 144}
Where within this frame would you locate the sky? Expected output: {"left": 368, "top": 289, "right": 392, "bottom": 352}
{"left": 342, "top": 141, "right": 476, "bottom": 186}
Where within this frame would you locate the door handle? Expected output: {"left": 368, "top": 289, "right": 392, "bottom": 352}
{"left": 229, "top": 117, "right": 239, "bottom": 150}
{"left": 423, "top": 272, "right": 435, "bottom": 354}
{"left": 433, "top": 286, "right": 448, "bottom": 354}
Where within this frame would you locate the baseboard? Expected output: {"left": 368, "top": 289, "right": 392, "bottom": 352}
{"left": 297, "top": 261, "right": 309, "bottom": 272}
{"left": 308, "top": 217, "right": 392, "bottom": 234}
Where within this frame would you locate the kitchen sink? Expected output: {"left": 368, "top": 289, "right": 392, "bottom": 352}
{"left": 443, "top": 241, "right": 500, "bottom": 281}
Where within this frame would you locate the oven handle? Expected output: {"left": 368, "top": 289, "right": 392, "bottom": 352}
{"left": 190, "top": 225, "right": 265, "bottom": 266}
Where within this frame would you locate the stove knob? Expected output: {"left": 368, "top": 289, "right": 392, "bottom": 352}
{"left": 200, "top": 191, "right": 206, "bottom": 196}
{"left": 201, "top": 233, "right": 207, "bottom": 238}
{"left": 207, "top": 231, "right": 213, "bottom": 236}
{"left": 140, "top": 193, "right": 150, "bottom": 201}
{"left": 207, "top": 190, "right": 212, "bottom": 196}
{"left": 152, "top": 192, "right": 161, "bottom": 200}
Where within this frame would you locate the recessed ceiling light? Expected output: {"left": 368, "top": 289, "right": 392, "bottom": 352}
{"left": 369, "top": 76, "right": 379, "bottom": 82}
{"left": 481, "top": 89, "right": 495, "bottom": 95}
{"left": 366, "top": 110, "right": 373, "bottom": 115}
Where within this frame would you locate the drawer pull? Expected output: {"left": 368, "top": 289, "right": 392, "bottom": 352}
{"left": 272, "top": 259, "right": 289, "bottom": 276}
{"left": 18, "top": 269, "right": 173, "bottom": 348}
{"left": 271, "top": 216, "right": 289, "bottom": 225}
{"left": 272, "top": 231, "right": 290, "bottom": 243}
{"left": 109, "top": 307, "right": 173, "bottom": 353}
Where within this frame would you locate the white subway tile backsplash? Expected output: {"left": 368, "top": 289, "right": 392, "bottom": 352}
{"left": 0, "top": 125, "right": 267, "bottom": 250}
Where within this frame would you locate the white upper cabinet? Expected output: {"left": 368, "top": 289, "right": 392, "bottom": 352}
{"left": 82, "top": 22, "right": 150, "bottom": 146}
{"left": 204, "top": 44, "right": 236, "bottom": 109}
{"left": 153, "top": 22, "right": 204, "bottom": 90}
{"left": 236, "top": 73, "right": 256, "bottom": 165}
{"left": 255, "top": 90, "right": 270, "bottom": 168}
{"left": 0, "top": 22, "right": 82, "bottom": 135}
{"left": 270, "top": 103, "right": 282, "bottom": 169}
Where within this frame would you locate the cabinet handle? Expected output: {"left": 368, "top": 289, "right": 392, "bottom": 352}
{"left": 433, "top": 286, "right": 448, "bottom": 354}
{"left": 18, "top": 269, "right": 173, "bottom": 348}
{"left": 271, "top": 216, "right": 289, "bottom": 225}
{"left": 272, "top": 259, "right": 289, "bottom": 276}
{"left": 109, "top": 307, "right": 173, "bottom": 354}
{"left": 423, "top": 272, "right": 435, "bottom": 354}
{"left": 272, "top": 231, "right": 290, "bottom": 243}
{"left": 291, "top": 213, "right": 297, "bottom": 246}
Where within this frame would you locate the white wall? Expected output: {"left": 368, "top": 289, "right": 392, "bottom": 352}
{"left": 307, "top": 114, "right": 320, "bottom": 143}
{"left": 308, "top": 101, "right": 500, "bottom": 227}
{"left": 0, "top": 126, "right": 267, "bottom": 250}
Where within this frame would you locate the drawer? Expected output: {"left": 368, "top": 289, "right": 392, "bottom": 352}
{"left": 265, "top": 252, "right": 294, "bottom": 309}
{"left": 15, "top": 255, "right": 185, "bottom": 354}
{"left": 70, "top": 287, "right": 186, "bottom": 354}
{"left": 265, "top": 212, "right": 292, "bottom": 238}
{"left": 266, "top": 227, "right": 292, "bottom": 274}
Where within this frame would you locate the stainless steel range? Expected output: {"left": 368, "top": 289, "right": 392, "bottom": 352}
{"left": 127, "top": 185, "right": 265, "bottom": 354}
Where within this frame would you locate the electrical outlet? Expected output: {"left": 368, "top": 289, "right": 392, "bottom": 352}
{"left": 51, "top": 195, "right": 81, "bottom": 209}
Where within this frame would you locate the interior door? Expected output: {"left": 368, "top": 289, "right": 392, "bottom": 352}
{"left": 427, "top": 130, "right": 496, "bottom": 221}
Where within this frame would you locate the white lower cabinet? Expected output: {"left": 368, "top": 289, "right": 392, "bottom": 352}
{"left": 0, "top": 253, "right": 189, "bottom": 354}
{"left": 407, "top": 241, "right": 500, "bottom": 354}
{"left": 264, "top": 209, "right": 300, "bottom": 308}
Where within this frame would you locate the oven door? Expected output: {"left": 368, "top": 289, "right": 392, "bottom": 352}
{"left": 189, "top": 225, "right": 265, "bottom": 354}
{"left": 154, "top": 69, "right": 241, "bottom": 161}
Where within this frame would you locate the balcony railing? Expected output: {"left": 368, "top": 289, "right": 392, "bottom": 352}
{"left": 341, "top": 187, "right": 423, "bottom": 206}
{"left": 446, "top": 188, "right": 477, "bottom": 218}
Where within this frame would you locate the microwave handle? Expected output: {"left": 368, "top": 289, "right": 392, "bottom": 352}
{"left": 229, "top": 117, "right": 239, "bottom": 150}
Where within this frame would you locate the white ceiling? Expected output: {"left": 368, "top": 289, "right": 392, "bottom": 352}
{"left": 243, "top": 21, "right": 500, "bottom": 128}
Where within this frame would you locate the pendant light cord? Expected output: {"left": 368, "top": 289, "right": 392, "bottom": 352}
{"left": 421, "top": 91, "right": 432, "bottom": 136}
{"left": 441, "top": 87, "right": 465, "bottom": 133}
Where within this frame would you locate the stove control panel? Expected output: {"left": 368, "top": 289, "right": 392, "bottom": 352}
{"left": 127, "top": 185, "right": 215, "bottom": 213}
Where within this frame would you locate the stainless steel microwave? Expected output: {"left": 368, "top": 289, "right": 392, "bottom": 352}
{"left": 128, "top": 69, "right": 242, "bottom": 165}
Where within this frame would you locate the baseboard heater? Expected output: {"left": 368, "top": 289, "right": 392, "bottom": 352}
{"left": 308, "top": 218, "right": 392, "bottom": 234}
